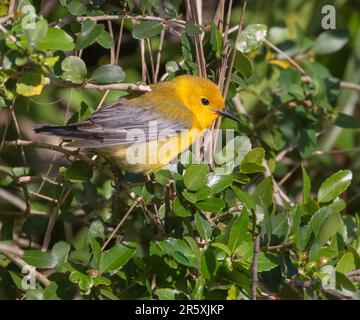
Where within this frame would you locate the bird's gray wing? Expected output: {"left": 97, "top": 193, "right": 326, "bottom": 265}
{"left": 36, "top": 99, "right": 193, "bottom": 148}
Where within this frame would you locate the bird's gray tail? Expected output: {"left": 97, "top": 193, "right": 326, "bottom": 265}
{"left": 33, "top": 124, "right": 79, "bottom": 137}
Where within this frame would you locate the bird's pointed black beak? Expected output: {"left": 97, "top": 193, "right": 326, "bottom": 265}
{"left": 214, "top": 109, "right": 240, "bottom": 122}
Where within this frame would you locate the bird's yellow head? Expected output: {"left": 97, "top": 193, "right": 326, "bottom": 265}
{"left": 171, "top": 75, "right": 225, "bottom": 129}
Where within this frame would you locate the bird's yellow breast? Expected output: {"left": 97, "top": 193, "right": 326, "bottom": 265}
{"left": 99, "top": 128, "right": 201, "bottom": 174}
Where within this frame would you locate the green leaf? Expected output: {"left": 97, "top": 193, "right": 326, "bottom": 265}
{"left": 257, "top": 252, "right": 278, "bottom": 272}
{"left": 334, "top": 112, "right": 360, "bottom": 129}
{"left": 100, "top": 242, "right": 136, "bottom": 273}
{"left": 211, "top": 243, "right": 231, "bottom": 256}
{"left": 185, "top": 21, "right": 201, "bottom": 36}
{"left": 75, "top": 20, "right": 104, "bottom": 50}
{"left": 206, "top": 174, "right": 233, "bottom": 194}
{"left": 183, "top": 164, "right": 208, "bottom": 191}
{"left": 200, "top": 251, "right": 217, "bottom": 280}
{"left": 298, "top": 128, "right": 317, "bottom": 159}
{"left": 16, "top": 73, "right": 45, "bottom": 97}
{"left": 233, "top": 52, "right": 254, "bottom": 79}
{"left": 69, "top": 271, "right": 93, "bottom": 291}
{"left": 235, "top": 24, "right": 268, "bottom": 53}
{"left": 318, "top": 170, "right": 352, "bottom": 203}
{"left": 195, "top": 198, "right": 225, "bottom": 213}
{"left": 314, "top": 211, "right": 342, "bottom": 247}
{"left": 51, "top": 241, "right": 71, "bottom": 267}
{"left": 132, "top": 21, "right": 164, "bottom": 39}
{"left": 252, "top": 176, "right": 273, "bottom": 212}
{"left": 65, "top": 160, "right": 93, "bottom": 182}
{"left": 227, "top": 209, "right": 249, "bottom": 252}
{"left": 67, "top": 0, "right": 87, "bottom": 15}
{"left": 336, "top": 252, "right": 355, "bottom": 274}
{"left": 210, "top": 22, "right": 222, "bottom": 57}
{"left": 24, "top": 19, "right": 48, "bottom": 48}
{"left": 156, "top": 288, "right": 186, "bottom": 300}
{"left": 313, "top": 29, "right": 349, "bottom": 55}
{"left": 302, "top": 164, "right": 311, "bottom": 203}
{"left": 61, "top": 56, "right": 87, "bottom": 84}
{"left": 37, "top": 27, "right": 75, "bottom": 51}
{"left": 9, "top": 271, "right": 26, "bottom": 291}
{"left": 240, "top": 147, "right": 265, "bottom": 174}
{"left": 182, "top": 186, "right": 212, "bottom": 203}
{"left": 22, "top": 250, "right": 57, "bottom": 268}
{"left": 184, "top": 236, "right": 200, "bottom": 269}
{"left": 44, "top": 283, "right": 60, "bottom": 300}
{"left": 278, "top": 68, "right": 304, "bottom": 99}
{"left": 90, "top": 64, "right": 125, "bottom": 84}
{"left": 194, "top": 212, "right": 212, "bottom": 240}
{"left": 173, "top": 196, "right": 191, "bottom": 217}
{"left": 96, "top": 30, "right": 115, "bottom": 49}
{"left": 156, "top": 238, "right": 197, "bottom": 268}
{"left": 231, "top": 185, "right": 256, "bottom": 210}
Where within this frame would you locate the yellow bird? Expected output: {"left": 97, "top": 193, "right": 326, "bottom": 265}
{"left": 35, "top": 75, "right": 237, "bottom": 174}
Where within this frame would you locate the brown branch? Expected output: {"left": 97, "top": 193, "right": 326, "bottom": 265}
{"left": 3, "top": 139, "right": 114, "bottom": 178}
{"left": 154, "top": 29, "right": 165, "bottom": 83}
{"left": 115, "top": 19, "right": 124, "bottom": 65}
{"left": 0, "top": 244, "right": 51, "bottom": 287}
{"left": 0, "top": 187, "right": 27, "bottom": 211}
{"left": 76, "top": 14, "right": 186, "bottom": 26}
{"left": 251, "top": 235, "right": 260, "bottom": 300}
{"left": 44, "top": 78, "right": 152, "bottom": 92}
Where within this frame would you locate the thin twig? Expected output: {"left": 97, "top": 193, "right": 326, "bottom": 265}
{"left": 251, "top": 235, "right": 260, "bottom": 300}
{"left": 3, "top": 140, "right": 114, "bottom": 178}
{"left": 154, "top": 29, "right": 165, "bottom": 83}
{"left": 264, "top": 39, "right": 305, "bottom": 74}
{"left": 101, "top": 198, "right": 141, "bottom": 251}
{"left": 115, "top": 19, "right": 124, "bottom": 65}
{"left": 0, "top": 188, "right": 27, "bottom": 211}
{"left": 107, "top": 21, "right": 116, "bottom": 65}
{"left": 44, "top": 78, "right": 151, "bottom": 92}
{"left": 0, "top": 245, "right": 51, "bottom": 287}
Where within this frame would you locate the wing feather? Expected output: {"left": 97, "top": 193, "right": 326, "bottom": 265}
{"left": 64, "top": 98, "right": 193, "bottom": 148}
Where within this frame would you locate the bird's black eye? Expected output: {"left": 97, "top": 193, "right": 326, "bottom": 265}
{"left": 201, "top": 97, "right": 210, "bottom": 106}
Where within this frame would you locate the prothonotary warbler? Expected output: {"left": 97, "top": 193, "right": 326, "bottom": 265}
{"left": 34, "top": 75, "right": 238, "bottom": 174}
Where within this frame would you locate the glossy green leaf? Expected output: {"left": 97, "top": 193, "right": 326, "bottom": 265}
{"left": 61, "top": 56, "right": 87, "bottom": 84}
{"left": 195, "top": 198, "right": 225, "bottom": 213}
{"left": 75, "top": 20, "right": 104, "bottom": 50}
{"left": 100, "top": 243, "right": 136, "bottom": 273}
{"left": 173, "top": 196, "right": 192, "bottom": 217}
{"left": 37, "top": 27, "right": 75, "bottom": 51}
{"left": 336, "top": 252, "right": 355, "bottom": 274}
{"left": 67, "top": 0, "right": 87, "bottom": 15}
{"left": 22, "top": 250, "right": 57, "bottom": 268}
{"left": 235, "top": 24, "right": 268, "bottom": 53}
{"left": 318, "top": 170, "right": 352, "bottom": 203}
{"left": 227, "top": 209, "right": 249, "bottom": 252}
{"left": 194, "top": 212, "right": 212, "bottom": 240}
{"left": 96, "top": 30, "right": 115, "bottom": 49}
{"left": 183, "top": 164, "right": 208, "bottom": 191}
{"left": 233, "top": 52, "right": 254, "bottom": 79}
{"left": 132, "top": 21, "right": 164, "bottom": 39}
{"left": 90, "top": 64, "right": 125, "bottom": 84}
